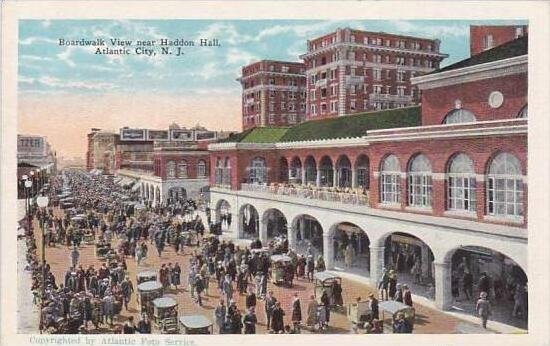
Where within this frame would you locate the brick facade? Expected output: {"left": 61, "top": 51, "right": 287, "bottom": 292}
{"left": 238, "top": 60, "right": 306, "bottom": 130}
{"left": 470, "top": 25, "right": 528, "bottom": 56}
{"left": 301, "top": 27, "right": 447, "bottom": 120}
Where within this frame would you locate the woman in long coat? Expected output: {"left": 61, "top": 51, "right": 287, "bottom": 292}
{"left": 271, "top": 302, "right": 285, "bottom": 333}
{"left": 291, "top": 293, "right": 302, "bottom": 331}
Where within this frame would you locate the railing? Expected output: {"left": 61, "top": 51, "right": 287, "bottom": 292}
{"left": 241, "top": 183, "right": 369, "bottom": 206}
{"left": 369, "top": 93, "right": 413, "bottom": 103}
{"left": 345, "top": 75, "right": 364, "bottom": 85}
{"left": 315, "top": 78, "right": 328, "bottom": 87}
{"left": 212, "top": 184, "right": 232, "bottom": 190}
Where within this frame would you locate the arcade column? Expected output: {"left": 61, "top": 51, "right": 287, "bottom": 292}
{"left": 259, "top": 218, "right": 268, "bottom": 245}
{"left": 369, "top": 245, "right": 385, "bottom": 287}
{"left": 332, "top": 168, "right": 338, "bottom": 187}
{"left": 301, "top": 168, "right": 306, "bottom": 185}
{"left": 316, "top": 169, "right": 321, "bottom": 187}
{"left": 434, "top": 261, "right": 453, "bottom": 310}
{"left": 323, "top": 235, "right": 334, "bottom": 270}
{"left": 351, "top": 169, "right": 357, "bottom": 189}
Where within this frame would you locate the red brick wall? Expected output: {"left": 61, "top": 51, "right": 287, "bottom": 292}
{"left": 156, "top": 153, "right": 210, "bottom": 180}
{"left": 421, "top": 73, "right": 527, "bottom": 125}
{"left": 470, "top": 25, "right": 528, "bottom": 56}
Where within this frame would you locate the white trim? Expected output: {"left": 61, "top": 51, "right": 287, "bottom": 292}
{"left": 365, "top": 124, "right": 527, "bottom": 142}
{"left": 405, "top": 206, "right": 434, "bottom": 213}
{"left": 444, "top": 210, "right": 478, "bottom": 219}
{"left": 411, "top": 55, "right": 527, "bottom": 90}
{"left": 483, "top": 215, "right": 524, "bottom": 225}
{"left": 368, "top": 117, "right": 526, "bottom": 134}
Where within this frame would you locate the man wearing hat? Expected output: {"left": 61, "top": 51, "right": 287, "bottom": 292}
{"left": 369, "top": 293, "right": 379, "bottom": 320}
{"left": 476, "top": 291, "right": 491, "bottom": 329}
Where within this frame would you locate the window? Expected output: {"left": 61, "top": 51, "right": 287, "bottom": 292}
{"left": 166, "top": 161, "right": 176, "bottom": 179}
{"left": 408, "top": 154, "right": 432, "bottom": 207}
{"left": 487, "top": 153, "right": 524, "bottom": 217}
{"left": 350, "top": 100, "right": 356, "bottom": 110}
{"left": 380, "top": 155, "right": 401, "bottom": 204}
{"left": 518, "top": 104, "right": 528, "bottom": 118}
{"left": 222, "top": 157, "right": 231, "bottom": 185}
{"left": 397, "top": 86, "right": 406, "bottom": 96}
{"left": 373, "top": 85, "right": 382, "bottom": 94}
{"left": 447, "top": 154, "right": 476, "bottom": 212}
{"left": 373, "top": 54, "right": 382, "bottom": 63}
{"left": 215, "top": 158, "right": 223, "bottom": 184}
{"left": 310, "top": 104, "right": 317, "bottom": 115}
{"left": 373, "top": 69, "right": 382, "bottom": 81}
{"left": 197, "top": 160, "right": 207, "bottom": 178}
{"left": 397, "top": 70, "right": 405, "bottom": 82}
{"left": 330, "top": 101, "right": 338, "bottom": 112}
{"left": 484, "top": 34, "right": 494, "bottom": 50}
{"left": 330, "top": 85, "right": 337, "bottom": 96}
{"left": 177, "top": 161, "right": 188, "bottom": 178}
{"left": 249, "top": 157, "right": 267, "bottom": 184}
{"left": 269, "top": 78, "right": 275, "bottom": 85}
{"left": 443, "top": 109, "right": 477, "bottom": 124}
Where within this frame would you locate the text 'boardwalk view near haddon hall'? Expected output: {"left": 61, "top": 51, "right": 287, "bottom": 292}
{"left": 18, "top": 23, "right": 529, "bottom": 335}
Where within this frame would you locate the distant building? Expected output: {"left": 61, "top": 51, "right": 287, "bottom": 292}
{"left": 114, "top": 124, "right": 220, "bottom": 205}
{"left": 300, "top": 27, "right": 448, "bottom": 120}
{"left": 17, "top": 134, "right": 57, "bottom": 196}
{"left": 237, "top": 60, "right": 307, "bottom": 130}
{"left": 85, "top": 129, "right": 118, "bottom": 174}
{"left": 470, "top": 25, "right": 528, "bottom": 56}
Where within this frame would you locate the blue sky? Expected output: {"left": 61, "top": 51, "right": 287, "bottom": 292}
{"left": 19, "top": 19, "right": 528, "bottom": 96}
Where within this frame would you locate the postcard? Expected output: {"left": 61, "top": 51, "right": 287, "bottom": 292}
{"left": 1, "top": 1, "right": 549, "bottom": 346}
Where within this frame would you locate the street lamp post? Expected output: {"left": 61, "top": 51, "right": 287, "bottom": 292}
{"left": 36, "top": 195, "right": 49, "bottom": 334}
{"left": 24, "top": 179, "right": 33, "bottom": 232}
{"left": 30, "top": 170, "right": 36, "bottom": 197}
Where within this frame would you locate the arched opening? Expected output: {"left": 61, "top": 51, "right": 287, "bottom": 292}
{"left": 336, "top": 155, "right": 352, "bottom": 188}
{"left": 304, "top": 156, "right": 317, "bottom": 185}
{"left": 289, "top": 157, "right": 302, "bottom": 184}
{"left": 263, "top": 208, "right": 288, "bottom": 253}
{"left": 446, "top": 153, "right": 476, "bottom": 212}
{"left": 443, "top": 108, "right": 477, "bottom": 124}
{"left": 408, "top": 154, "right": 433, "bottom": 208}
{"left": 239, "top": 204, "right": 260, "bottom": 240}
{"left": 486, "top": 152, "right": 524, "bottom": 218}
{"left": 448, "top": 246, "right": 528, "bottom": 329}
{"left": 319, "top": 156, "right": 334, "bottom": 187}
{"left": 248, "top": 157, "right": 267, "bottom": 184}
{"left": 332, "top": 222, "right": 370, "bottom": 275}
{"left": 517, "top": 104, "right": 527, "bottom": 118}
{"left": 355, "top": 154, "right": 370, "bottom": 192}
{"left": 279, "top": 157, "right": 289, "bottom": 183}
{"left": 166, "top": 161, "right": 176, "bottom": 179}
{"left": 292, "top": 214, "right": 323, "bottom": 258}
{"left": 197, "top": 160, "right": 207, "bottom": 178}
{"left": 382, "top": 232, "right": 435, "bottom": 301}
{"left": 215, "top": 199, "right": 232, "bottom": 231}
{"left": 177, "top": 160, "right": 188, "bottom": 178}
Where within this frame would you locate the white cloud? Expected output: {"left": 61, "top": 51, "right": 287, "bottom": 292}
{"left": 19, "top": 76, "right": 35, "bottom": 84}
{"left": 19, "top": 36, "right": 57, "bottom": 45}
{"left": 391, "top": 20, "right": 469, "bottom": 38}
{"left": 225, "top": 48, "right": 259, "bottom": 66}
{"left": 57, "top": 47, "right": 76, "bottom": 67}
{"left": 37, "top": 75, "right": 117, "bottom": 91}
{"left": 20, "top": 55, "right": 53, "bottom": 62}
{"left": 196, "top": 23, "right": 254, "bottom": 46}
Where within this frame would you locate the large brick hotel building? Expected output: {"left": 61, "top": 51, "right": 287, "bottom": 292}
{"left": 212, "top": 33, "right": 528, "bottom": 314}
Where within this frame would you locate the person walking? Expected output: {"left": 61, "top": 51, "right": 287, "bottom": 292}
{"left": 195, "top": 273, "right": 204, "bottom": 306}
{"left": 369, "top": 293, "right": 379, "bottom": 320}
{"left": 120, "top": 276, "right": 134, "bottom": 310}
{"left": 378, "top": 268, "right": 389, "bottom": 300}
{"left": 264, "top": 291, "right": 277, "bottom": 330}
{"left": 246, "top": 288, "right": 257, "bottom": 311}
{"left": 271, "top": 302, "right": 285, "bottom": 333}
{"left": 214, "top": 299, "right": 227, "bottom": 334}
{"left": 172, "top": 263, "right": 181, "bottom": 290}
{"left": 222, "top": 274, "right": 233, "bottom": 306}
{"left": 394, "top": 283, "right": 404, "bottom": 303}
{"left": 70, "top": 246, "right": 80, "bottom": 268}
{"left": 306, "top": 255, "right": 315, "bottom": 282}
{"left": 388, "top": 270, "right": 397, "bottom": 300}
{"left": 291, "top": 293, "right": 302, "bottom": 333}
{"left": 403, "top": 284, "right": 413, "bottom": 307}
{"left": 476, "top": 291, "right": 491, "bottom": 329}
{"left": 243, "top": 307, "right": 257, "bottom": 334}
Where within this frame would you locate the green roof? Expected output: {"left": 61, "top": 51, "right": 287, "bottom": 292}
{"left": 221, "top": 106, "right": 421, "bottom": 144}
{"left": 435, "top": 35, "right": 527, "bottom": 74}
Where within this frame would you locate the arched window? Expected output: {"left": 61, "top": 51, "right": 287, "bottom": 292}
{"left": 380, "top": 155, "right": 401, "bottom": 204}
{"left": 222, "top": 157, "right": 231, "bottom": 185}
{"left": 177, "top": 160, "right": 188, "bottom": 178}
{"left": 408, "top": 154, "right": 432, "bottom": 207}
{"left": 447, "top": 154, "right": 476, "bottom": 212}
{"left": 166, "top": 161, "right": 176, "bottom": 179}
{"left": 336, "top": 156, "right": 352, "bottom": 188}
{"left": 487, "top": 153, "right": 524, "bottom": 217}
{"left": 215, "top": 158, "right": 223, "bottom": 185}
{"left": 443, "top": 109, "right": 477, "bottom": 124}
{"left": 518, "top": 104, "right": 528, "bottom": 118}
{"left": 249, "top": 157, "right": 267, "bottom": 184}
{"left": 319, "top": 156, "right": 334, "bottom": 187}
{"left": 197, "top": 160, "right": 207, "bottom": 178}
{"left": 356, "top": 155, "right": 370, "bottom": 189}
